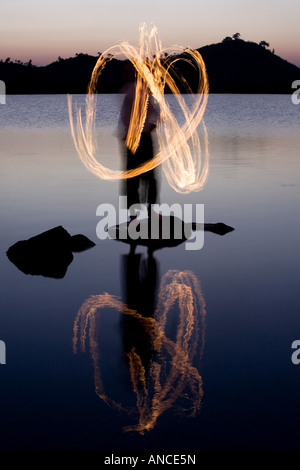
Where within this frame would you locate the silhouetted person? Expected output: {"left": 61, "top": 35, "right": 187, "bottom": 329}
{"left": 118, "top": 63, "right": 160, "bottom": 221}
{"left": 120, "top": 250, "right": 159, "bottom": 380}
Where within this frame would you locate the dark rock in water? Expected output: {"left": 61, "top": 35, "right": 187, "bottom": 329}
{"left": 6, "top": 225, "right": 95, "bottom": 278}
{"left": 70, "top": 234, "right": 96, "bottom": 252}
{"left": 6, "top": 226, "right": 72, "bottom": 278}
{"left": 204, "top": 222, "right": 235, "bottom": 236}
{"left": 108, "top": 216, "right": 235, "bottom": 252}
{"left": 108, "top": 216, "right": 189, "bottom": 251}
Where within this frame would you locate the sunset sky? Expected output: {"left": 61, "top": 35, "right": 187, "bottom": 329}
{"left": 1, "top": 0, "right": 300, "bottom": 67}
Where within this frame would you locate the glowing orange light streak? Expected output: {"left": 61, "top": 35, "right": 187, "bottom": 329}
{"left": 73, "top": 269, "right": 206, "bottom": 434}
{"left": 68, "top": 23, "right": 209, "bottom": 193}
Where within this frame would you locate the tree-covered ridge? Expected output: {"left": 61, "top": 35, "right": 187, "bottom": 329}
{"left": 1, "top": 36, "right": 299, "bottom": 94}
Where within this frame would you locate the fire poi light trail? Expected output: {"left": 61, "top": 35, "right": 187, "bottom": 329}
{"left": 73, "top": 269, "right": 206, "bottom": 434}
{"left": 68, "top": 23, "right": 209, "bottom": 194}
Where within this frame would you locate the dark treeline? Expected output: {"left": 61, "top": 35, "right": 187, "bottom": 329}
{"left": 1, "top": 37, "right": 299, "bottom": 94}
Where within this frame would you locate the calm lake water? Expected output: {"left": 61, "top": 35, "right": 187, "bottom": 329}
{"left": 0, "top": 94, "right": 300, "bottom": 450}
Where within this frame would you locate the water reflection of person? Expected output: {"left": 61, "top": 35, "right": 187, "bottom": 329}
{"left": 121, "top": 250, "right": 158, "bottom": 380}
{"left": 118, "top": 63, "right": 160, "bottom": 221}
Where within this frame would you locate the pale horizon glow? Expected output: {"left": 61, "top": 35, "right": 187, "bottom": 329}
{"left": 1, "top": 0, "right": 300, "bottom": 67}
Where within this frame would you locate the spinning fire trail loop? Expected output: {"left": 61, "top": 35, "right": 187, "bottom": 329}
{"left": 68, "top": 23, "right": 209, "bottom": 194}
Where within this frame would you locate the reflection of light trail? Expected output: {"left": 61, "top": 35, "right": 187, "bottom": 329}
{"left": 73, "top": 270, "right": 206, "bottom": 434}
{"left": 68, "top": 23, "right": 209, "bottom": 193}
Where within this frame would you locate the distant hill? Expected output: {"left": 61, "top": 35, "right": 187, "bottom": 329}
{"left": 1, "top": 38, "right": 299, "bottom": 94}
{"left": 197, "top": 38, "right": 299, "bottom": 93}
